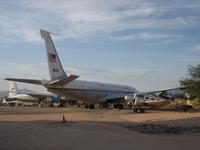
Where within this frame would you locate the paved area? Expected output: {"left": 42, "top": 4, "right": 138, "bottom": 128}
{"left": 0, "top": 106, "right": 200, "bottom": 150}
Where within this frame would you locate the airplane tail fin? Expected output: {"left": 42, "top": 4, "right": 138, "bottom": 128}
{"left": 8, "top": 81, "right": 18, "bottom": 97}
{"left": 5, "top": 30, "right": 79, "bottom": 88}
{"left": 40, "top": 29, "right": 67, "bottom": 80}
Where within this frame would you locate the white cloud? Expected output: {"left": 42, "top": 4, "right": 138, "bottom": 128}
{"left": 0, "top": 63, "right": 49, "bottom": 92}
{"left": 0, "top": 62, "right": 156, "bottom": 90}
{"left": 66, "top": 65, "right": 155, "bottom": 80}
{"left": 0, "top": 0, "right": 199, "bottom": 42}
{"left": 0, "top": 63, "right": 49, "bottom": 79}
{"left": 106, "top": 32, "right": 182, "bottom": 41}
{"left": 0, "top": 0, "right": 197, "bottom": 92}
{"left": 192, "top": 44, "right": 200, "bottom": 52}
{"left": 65, "top": 65, "right": 180, "bottom": 91}
{"left": 1, "top": 62, "right": 155, "bottom": 81}
{"left": 174, "top": 55, "right": 200, "bottom": 63}
{"left": 0, "top": 61, "right": 183, "bottom": 91}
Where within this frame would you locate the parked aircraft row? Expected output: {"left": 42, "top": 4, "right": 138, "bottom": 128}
{"left": 1, "top": 81, "right": 57, "bottom": 106}
{"left": 4, "top": 29, "right": 186, "bottom": 111}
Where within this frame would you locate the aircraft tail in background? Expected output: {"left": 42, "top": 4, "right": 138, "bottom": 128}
{"left": 8, "top": 81, "right": 18, "bottom": 97}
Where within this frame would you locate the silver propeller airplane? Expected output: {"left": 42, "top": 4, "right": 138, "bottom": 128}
{"left": 5, "top": 29, "right": 183, "bottom": 108}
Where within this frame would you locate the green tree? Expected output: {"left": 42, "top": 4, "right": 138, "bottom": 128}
{"left": 180, "top": 64, "right": 200, "bottom": 100}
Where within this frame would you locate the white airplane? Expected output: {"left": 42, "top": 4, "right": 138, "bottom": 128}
{"left": 6, "top": 81, "right": 57, "bottom": 105}
{"left": 8, "top": 81, "right": 38, "bottom": 101}
{"left": 5, "top": 29, "right": 183, "bottom": 108}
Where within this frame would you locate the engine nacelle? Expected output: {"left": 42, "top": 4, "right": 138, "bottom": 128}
{"left": 124, "top": 94, "right": 146, "bottom": 105}
{"left": 124, "top": 95, "right": 135, "bottom": 101}
{"left": 124, "top": 95, "right": 135, "bottom": 107}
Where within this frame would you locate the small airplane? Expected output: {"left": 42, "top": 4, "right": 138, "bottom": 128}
{"left": 5, "top": 29, "right": 184, "bottom": 109}
{"left": 125, "top": 88, "right": 187, "bottom": 113}
{"left": 5, "top": 81, "right": 58, "bottom": 106}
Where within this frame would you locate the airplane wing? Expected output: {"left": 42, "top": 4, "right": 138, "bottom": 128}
{"left": 5, "top": 75, "right": 79, "bottom": 88}
{"left": 138, "top": 87, "right": 185, "bottom": 95}
{"left": 5, "top": 78, "right": 43, "bottom": 85}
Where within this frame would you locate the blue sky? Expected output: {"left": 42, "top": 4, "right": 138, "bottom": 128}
{"left": 0, "top": 0, "right": 200, "bottom": 92}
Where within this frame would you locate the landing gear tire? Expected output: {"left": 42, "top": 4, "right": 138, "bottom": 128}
{"left": 140, "top": 109, "right": 145, "bottom": 113}
{"left": 85, "top": 104, "right": 95, "bottom": 109}
{"left": 133, "top": 108, "right": 146, "bottom": 113}
{"left": 118, "top": 104, "right": 124, "bottom": 109}
{"left": 89, "top": 104, "right": 95, "bottom": 109}
{"left": 85, "top": 104, "right": 88, "bottom": 109}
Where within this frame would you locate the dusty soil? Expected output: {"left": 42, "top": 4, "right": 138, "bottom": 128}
{"left": 0, "top": 106, "right": 200, "bottom": 150}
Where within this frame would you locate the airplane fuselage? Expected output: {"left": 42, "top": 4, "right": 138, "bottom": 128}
{"left": 47, "top": 80, "right": 137, "bottom": 103}
{"left": 8, "top": 94, "right": 39, "bottom": 102}
{"left": 5, "top": 29, "right": 184, "bottom": 107}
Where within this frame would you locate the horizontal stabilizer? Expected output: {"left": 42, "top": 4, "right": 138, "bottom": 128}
{"left": 5, "top": 78, "right": 43, "bottom": 85}
{"left": 48, "top": 75, "right": 79, "bottom": 87}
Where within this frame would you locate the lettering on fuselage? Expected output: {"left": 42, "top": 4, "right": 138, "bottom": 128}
{"left": 53, "top": 68, "right": 59, "bottom": 72}
{"left": 48, "top": 53, "right": 56, "bottom": 63}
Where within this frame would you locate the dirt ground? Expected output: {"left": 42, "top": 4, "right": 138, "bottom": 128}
{"left": 0, "top": 106, "right": 200, "bottom": 150}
